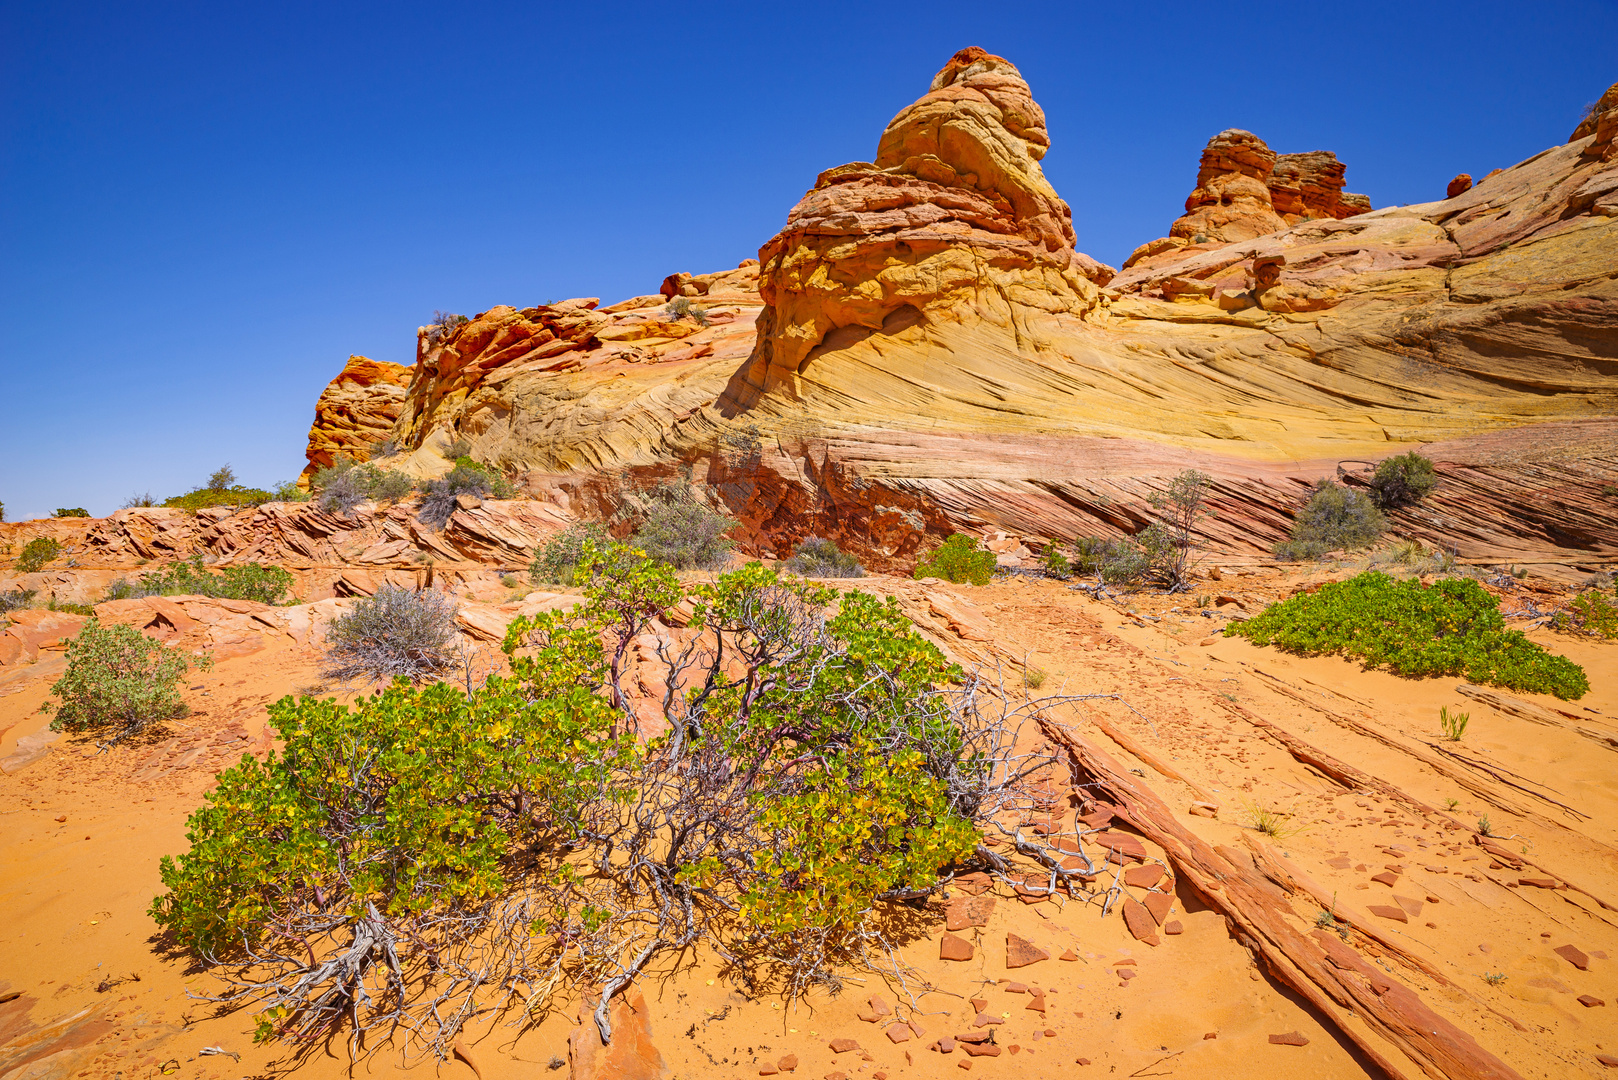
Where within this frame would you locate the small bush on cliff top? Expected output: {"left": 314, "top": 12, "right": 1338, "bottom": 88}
{"left": 1274, "top": 480, "right": 1387, "bottom": 560}
{"left": 416, "top": 462, "right": 515, "bottom": 529}
{"left": 628, "top": 482, "right": 736, "bottom": 570}
{"left": 163, "top": 486, "right": 274, "bottom": 512}
{"left": 785, "top": 536, "right": 864, "bottom": 578}
{"left": 45, "top": 620, "right": 211, "bottom": 746}
{"left": 914, "top": 533, "right": 996, "bottom": 586}
{"left": 16, "top": 537, "right": 62, "bottom": 574}
{"left": 322, "top": 584, "right": 458, "bottom": 684}
{"left": 54, "top": 507, "right": 90, "bottom": 518}
{"left": 530, "top": 522, "right": 611, "bottom": 586}
{"left": 1226, "top": 571, "right": 1588, "bottom": 699}
{"left": 1368, "top": 452, "right": 1438, "bottom": 509}
{"left": 269, "top": 480, "right": 309, "bottom": 503}
{"left": 150, "top": 542, "right": 1029, "bottom": 1058}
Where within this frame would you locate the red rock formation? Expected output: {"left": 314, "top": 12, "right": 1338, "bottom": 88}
{"left": 1570, "top": 80, "right": 1618, "bottom": 141}
{"left": 722, "top": 46, "right": 1112, "bottom": 408}
{"left": 1270, "top": 150, "right": 1369, "bottom": 222}
{"left": 1447, "top": 173, "right": 1474, "bottom": 198}
{"left": 299, "top": 355, "right": 412, "bottom": 484}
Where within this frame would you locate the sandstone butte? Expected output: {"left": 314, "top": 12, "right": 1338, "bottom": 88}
{"left": 289, "top": 54, "right": 1617, "bottom": 575}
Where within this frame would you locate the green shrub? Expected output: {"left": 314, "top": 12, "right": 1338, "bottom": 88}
{"left": 151, "top": 543, "right": 995, "bottom": 1056}
{"left": 0, "top": 500, "right": 5, "bottom": 522}
{"left": 913, "top": 534, "right": 997, "bottom": 586}
{"left": 664, "top": 295, "right": 710, "bottom": 326}
{"left": 1553, "top": 591, "right": 1618, "bottom": 639}
{"left": 16, "top": 537, "right": 62, "bottom": 574}
{"left": 784, "top": 537, "right": 864, "bottom": 578}
{"left": 208, "top": 465, "right": 237, "bottom": 491}
{"left": 313, "top": 457, "right": 416, "bottom": 515}
{"left": 163, "top": 486, "right": 274, "bottom": 511}
{"left": 1141, "top": 469, "right": 1212, "bottom": 590}
{"left": 1274, "top": 480, "right": 1387, "bottom": 560}
{"left": 416, "top": 463, "right": 515, "bottom": 528}
{"left": 44, "top": 620, "right": 211, "bottom": 745}
{"left": 1368, "top": 452, "right": 1438, "bottom": 509}
{"left": 1041, "top": 548, "right": 1072, "bottom": 576}
{"left": 322, "top": 584, "right": 459, "bottom": 683}
{"left": 48, "top": 598, "right": 96, "bottom": 616}
{"left": 441, "top": 437, "right": 472, "bottom": 459}
{"left": 530, "top": 523, "right": 611, "bottom": 586}
{"left": 121, "top": 557, "right": 295, "bottom": 605}
{"left": 121, "top": 492, "right": 157, "bottom": 509}
{"left": 1226, "top": 571, "right": 1588, "bottom": 699}
{"left": 1069, "top": 536, "right": 1148, "bottom": 584}
{"left": 269, "top": 480, "right": 310, "bottom": 503}
{"left": 54, "top": 507, "right": 90, "bottom": 518}
{"left": 628, "top": 483, "right": 736, "bottom": 570}
{"left": 1439, "top": 706, "right": 1469, "bottom": 741}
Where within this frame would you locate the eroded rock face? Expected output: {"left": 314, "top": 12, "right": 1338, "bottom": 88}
{"left": 1126, "top": 130, "right": 1369, "bottom": 271}
{"left": 300, "top": 355, "right": 412, "bottom": 483}
{"left": 721, "top": 46, "right": 1110, "bottom": 408}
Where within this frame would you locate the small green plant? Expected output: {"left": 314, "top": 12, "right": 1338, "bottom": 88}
{"left": 312, "top": 457, "right": 416, "bottom": 516}
{"left": 784, "top": 537, "right": 864, "bottom": 579}
{"left": 1274, "top": 481, "right": 1387, "bottom": 560}
{"left": 1482, "top": 972, "right": 1507, "bottom": 987}
{"left": 268, "top": 479, "right": 310, "bottom": 503}
{"left": 1602, "top": 485, "right": 1618, "bottom": 498}
{"left": 1244, "top": 801, "right": 1302, "bottom": 840}
{"left": 1444, "top": 797, "right": 1460, "bottom": 811}
{"left": 1553, "top": 591, "right": 1618, "bottom": 640}
{"left": 913, "top": 534, "right": 997, "bottom": 586}
{"left": 531, "top": 523, "right": 612, "bottom": 586}
{"left": 48, "top": 598, "right": 95, "bottom": 616}
{"left": 1367, "top": 452, "right": 1438, "bottom": 509}
{"left": 16, "top": 537, "right": 62, "bottom": 574}
{"left": 1439, "top": 706, "right": 1470, "bottom": 741}
{"left": 441, "top": 437, "right": 472, "bottom": 459}
{"left": 416, "top": 463, "right": 516, "bottom": 529}
{"left": 627, "top": 483, "right": 736, "bottom": 571}
{"left": 43, "top": 620, "right": 211, "bottom": 746}
{"left": 1068, "top": 536, "right": 1148, "bottom": 584}
{"left": 112, "top": 557, "right": 295, "bottom": 605}
{"left": 1041, "top": 547, "right": 1072, "bottom": 577}
{"left": 1227, "top": 572, "right": 1587, "bottom": 699}
{"left": 1477, "top": 814, "right": 1493, "bottom": 836}
{"left": 664, "top": 295, "right": 710, "bottom": 326}
{"left": 54, "top": 507, "right": 90, "bottom": 518}
{"left": 1023, "top": 666, "right": 1047, "bottom": 690}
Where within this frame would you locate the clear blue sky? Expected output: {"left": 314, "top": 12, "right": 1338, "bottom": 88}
{"left": 3, "top": 0, "right": 1613, "bottom": 521}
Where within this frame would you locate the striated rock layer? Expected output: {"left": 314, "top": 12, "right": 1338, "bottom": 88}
{"left": 298, "top": 355, "right": 412, "bottom": 484}
{"left": 298, "top": 53, "right": 1618, "bottom": 573}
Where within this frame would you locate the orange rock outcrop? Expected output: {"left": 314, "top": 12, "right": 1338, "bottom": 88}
{"left": 298, "top": 355, "right": 412, "bottom": 484}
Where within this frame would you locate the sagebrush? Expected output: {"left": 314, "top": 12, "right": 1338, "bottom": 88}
{"left": 105, "top": 557, "right": 295, "bottom": 606}
{"left": 784, "top": 536, "right": 864, "bottom": 578}
{"left": 313, "top": 457, "right": 415, "bottom": 515}
{"left": 628, "top": 483, "right": 735, "bottom": 570}
{"left": 1274, "top": 480, "right": 1386, "bottom": 560}
{"left": 322, "top": 584, "right": 459, "bottom": 684}
{"left": 16, "top": 537, "right": 62, "bottom": 574}
{"left": 1368, "top": 452, "right": 1437, "bottom": 509}
{"left": 417, "top": 462, "right": 516, "bottom": 529}
{"left": 531, "top": 523, "right": 611, "bottom": 586}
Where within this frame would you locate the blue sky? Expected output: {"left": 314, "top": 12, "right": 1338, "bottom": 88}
{"left": 3, "top": 0, "right": 1613, "bottom": 521}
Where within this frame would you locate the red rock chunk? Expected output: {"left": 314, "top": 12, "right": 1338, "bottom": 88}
{"left": 885, "top": 1024, "right": 913, "bottom": 1044}
{"left": 1268, "top": 1031, "right": 1309, "bottom": 1046}
{"left": 1006, "top": 933, "right": 1050, "bottom": 968}
{"left": 778, "top": 1054, "right": 798, "bottom": 1071}
{"left": 1164, "top": 920, "right": 1184, "bottom": 935}
{"left": 1519, "top": 877, "right": 1557, "bottom": 889}
{"left": 1371, "top": 871, "right": 1399, "bottom": 887}
{"left": 1121, "top": 898, "right": 1161, "bottom": 945}
{"left": 961, "top": 1042, "right": 1002, "bottom": 1058}
{"left": 940, "top": 933, "right": 974, "bottom": 962}
{"left": 829, "top": 1038, "right": 859, "bottom": 1054}
{"left": 945, "top": 895, "right": 995, "bottom": 931}
{"left": 1393, "top": 895, "right": 1423, "bottom": 916}
{"left": 1579, "top": 995, "right": 1606, "bottom": 1008}
{"left": 1368, "top": 904, "right": 1408, "bottom": 923}
{"left": 1122, "top": 865, "right": 1163, "bottom": 889}
{"left": 1556, "top": 944, "right": 1591, "bottom": 971}
{"left": 1144, "top": 891, "right": 1174, "bottom": 925}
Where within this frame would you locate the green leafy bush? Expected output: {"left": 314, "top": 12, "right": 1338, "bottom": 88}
{"left": 1226, "top": 571, "right": 1588, "bottom": 699}
{"left": 1554, "top": 591, "right": 1618, "bottom": 639}
{"left": 163, "top": 486, "right": 274, "bottom": 511}
{"left": 269, "top": 480, "right": 310, "bottom": 503}
{"left": 1274, "top": 480, "right": 1387, "bottom": 560}
{"left": 1068, "top": 536, "right": 1148, "bottom": 584}
{"left": 1041, "top": 548, "right": 1071, "bottom": 576}
{"left": 1140, "top": 469, "right": 1212, "bottom": 590}
{"left": 913, "top": 533, "right": 996, "bottom": 586}
{"left": 313, "top": 457, "right": 415, "bottom": 515}
{"left": 322, "top": 584, "right": 458, "bottom": 683}
{"left": 16, "top": 537, "right": 62, "bottom": 574}
{"left": 530, "top": 522, "right": 611, "bottom": 586}
{"left": 54, "top": 507, "right": 90, "bottom": 518}
{"left": 152, "top": 542, "right": 1027, "bottom": 1056}
{"left": 114, "top": 557, "right": 295, "bottom": 605}
{"left": 627, "top": 483, "right": 736, "bottom": 570}
{"left": 784, "top": 536, "right": 864, "bottom": 578}
{"left": 1368, "top": 452, "right": 1438, "bottom": 509}
{"left": 45, "top": 620, "right": 210, "bottom": 745}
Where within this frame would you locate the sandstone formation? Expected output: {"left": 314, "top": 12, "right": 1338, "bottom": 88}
{"left": 1124, "top": 130, "right": 1370, "bottom": 271}
{"left": 298, "top": 355, "right": 412, "bottom": 484}
{"left": 296, "top": 56, "right": 1617, "bottom": 575}
{"left": 1570, "top": 80, "right": 1618, "bottom": 142}
{"left": 1447, "top": 173, "right": 1474, "bottom": 198}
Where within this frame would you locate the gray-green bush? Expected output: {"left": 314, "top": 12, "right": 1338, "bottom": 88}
{"left": 1274, "top": 481, "right": 1387, "bottom": 560}
{"left": 784, "top": 537, "right": 864, "bottom": 578}
{"left": 530, "top": 523, "right": 611, "bottom": 586}
{"left": 628, "top": 484, "right": 736, "bottom": 570}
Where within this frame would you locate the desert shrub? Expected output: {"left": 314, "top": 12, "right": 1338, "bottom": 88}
{"left": 628, "top": 484, "right": 736, "bottom": 570}
{"left": 208, "top": 465, "right": 237, "bottom": 491}
{"left": 1273, "top": 480, "right": 1387, "bottom": 560}
{"left": 44, "top": 620, "right": 210, "bottom": 746}
{"left": 425, "top": 311, "right": 469, "bottom": 346}
{"left": 664, "top": 295, "right": 709, "bottom": 326}
{"left": 1068, "top": 536, "right": 1148, "bottom": 584}
{"left": 313, "top": 458, "right": 415, "bottom": 515}
{"left": 152, "top": 543, "right": 1037, "bottom": 1058}
{"left": 54, "top": 507, "right": 90, "bottom": 518}
{"left": 1439, "top": 706, "right": 1470, "bottom": 741}
{"left": 1226, "top": 571, "right": 1588, "bottom": 699}
{"left": 441, "top": 438, "right": 472, "bottom": 459}
{"left": 1041, "top": 548, "right": 1071, "bottom": 576}
{"left": 0, "top": 500, "right": 5, "bottom": 522}
{"left": 416, "top": 464, "right": 514, "bottom": 529}
{"left": 49, "top": 598, "right": 95, "bottom": 616}
{"left": 1140, "top": 469, "right": 1212, "bottom": 590}
{"left": 322, "top": 584, "right": 458, "bottom": 684}
{"left": 369, "top": 437, "right": 399, "bottom": 460}
{"left": 450, "top": 457, "right": 517, "bottom": 498}
{"left": 121, "top": 492, "right": 157, "bottom": 509}
{"left": 913, "top": 534, "right": 996, "bottom": 586}
{"left": 0, "top": 589, "right": 37, "bottom": 615}
{"left": 268, "top": 480, "right": 310, "bottom": 503}
{"left": 163, "top": 465, "right": 275, "bottom": 511}
{"left": 1553, "top": 590, "right": 1618, "bottom": 640}
{"left": 16, "top": 537, "right": 62, "bottom": 574}
{"left": 530, "top": 522, "right": 611, "bottom": 586}
{"left": 784, "top": 536, "right": 864, "bottom": 578}
{"left": 1368, "top": 452, "right": 1438, "bottom": 509}
{"left": 129, "top": 557, "right": 295, "bottom": 605}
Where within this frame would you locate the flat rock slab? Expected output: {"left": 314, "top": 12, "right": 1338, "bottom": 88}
{"left": 940, "top": 933, "right": 975, "bottom": 962}
{"left": 1122, "top": 865, "right": 1163, "bottom": 889}
{"left": 1556, "top": 944, "right": 1591, "bottom": 971}
{"left": 946, "top": 895, "right": 996, "bottom": 931}
{"left": 1371, "top": 871, "right": 1399, "bottom": 887}
{"left": 1579, "top": 995, "right": 1606, "bottom": 1008}
{"left": 1368, "top": 904, "right": 1409, "bottom": 923}
{"left": 1091, "top": 830, "right": 1147, "bottom": 863}
{"left": 1269, "top": 1032, "right": 1310, "bottom": 1046}
{"left": 1121, "top": 898, "right": 1161, "bottom": 945}
{"left": 1145, "top": 891, "right": 1174, "bottom": 925}
{"left": 1007, "top": 933, "right": 1050, "bottom": 968}
{"left": 1394, "top": 895, "right": 1423, "bottom": 917}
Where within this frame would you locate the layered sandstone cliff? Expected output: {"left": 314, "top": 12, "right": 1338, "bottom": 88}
{"left": 298, "top": 53, "right": 1617, "bottom": 571}
{"left": 298, "top": 355, "right": 412, "bottom": 483}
